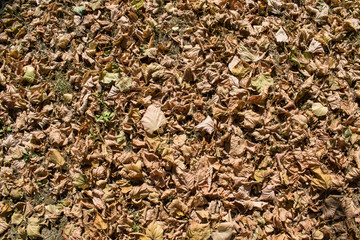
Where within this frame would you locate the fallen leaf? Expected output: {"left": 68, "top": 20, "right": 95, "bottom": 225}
{"left": 48, "top": 149, "right": 65, "bottom": 167}
{"left": 252, "top": 73, "right": 273, "bottom": 92}
{"left": 275, "top": 27, "right": 288, "bottom": 43}
{"left": 145, "top": 221, "right": 163, "bottom": 240}
{"left": 141, "top": 105, "right": 168, "bottom": 134}
{"left": 195, "top": 116, "right": 215, "bottom": 134}
{"left": 0, "top": 218, "right": 9, "bottom": 235}
{"left": 311, "top": 167, "right": 332, "bottom": 190}
{"left": 94, "top": 214, "right": 108, "bottom": 230}
{"left": 187, "top": 223, "right": 211, "bottom": 240}
{"left": 312, "top": 103, "right": 328, "bottom": 117}
{"left": 211, "top": 222, "right": 234, "bottom": 240}
{"left": 27, "top": 217, "right": 42, "bottom": 239}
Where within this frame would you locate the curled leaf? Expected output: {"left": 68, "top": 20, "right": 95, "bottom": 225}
{"left": 0, "top": 218, "right": 9, "bottom": 235}
{"left": 211, "top": 222, "right": 234, "bottom": 240}
{"left": 23, "top": 65, "right": 35, "bottom": 83}
{"left": 187, "top": 223, "right": 211, "bottom": 240}
{"left": 275, "top": 27, "right": 288, "bottom": 43}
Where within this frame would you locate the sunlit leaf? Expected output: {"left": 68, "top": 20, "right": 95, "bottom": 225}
{"left": 252, "top": 73, "right": 273, "bottom": 92}
{"left": 145, "top": 221, "right": 163, "bottom": 240}
{"left": 141, "top": 105, "right": 167, "bottom": 134}
{"left": 312, "top": 103, "right": 328, "bottom": 117}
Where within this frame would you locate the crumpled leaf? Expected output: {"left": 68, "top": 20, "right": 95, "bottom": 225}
{"left": 254, "top": 169, "right": 270, "bottom": 183}
{"left": 228, "top": 56, "right": 249, "bottom": 77}
{"left": 72, "top": 5, "right": 85, "bottom": 16}
{"left": 275, "top": 27, "right": 288, "bottom": 43}
{"left": 211, "top": 222, "right": 234, "bottom": 240}
{"left": 141, "top": 105, "right": 167, "bottom": 134}
{"left": 27, "top": 217, "right": 42, "bottom": 239}
{"left": 344, "top": 18, "right": 360, "bottom": 32}
{"left": 0, "top": 218, "right": 9, "bottom": 235}
{"left": 115, "top": 73, "right": 132, "bottom": 92}
{"left": 73, "top": 174, "right": 89, "bottom": 189}
{"left": 195, "top": 116, "right": 215, "bottom": 134}
{"left": 144, "top": 221, "right": 163, "bottom": 240}
{"left": 312, "top": 103, "right": 328, "bottom": 117}
{"left": 101, "top": 72, "right": 118, "bottom": 84}
{"left": 252, "top": 73, "right": 273, "bottom": 92}
{"left": 187, "top": 223, "right": 211, "bottom": 240}
{"left": 311, "top": 167, "right": 332, "bottom": 190}
{"left": 23, "top": 65, "right": 35, "bottom": 83}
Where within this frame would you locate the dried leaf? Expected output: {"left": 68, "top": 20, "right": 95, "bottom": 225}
{"left": 48, "top": 149, "right": 65, "bottom": 167}
{"left": 252, "top": 73, "right": 273, "bottom": 92}
{"left": 187, "top": 223, "right": 211, "bottom": 240}
{"left": 312, "top": 103, "right": 328, "bottom": 117}
{"left": 145, "top": 221, "right": 163, "bottom": 240}
{"left": 27, "top": 217, "right": 42, "bottom": 239}
{"left": 275, "top": 27, "right": 288, "bottom": 43}
{"left": 23, "top": 65, "right": 35, "bottom": 83}
{"left": 141, "top": 105, "right": 167, "bottom": 134}
{"left": 94, "top": 214, "right": 107, "bottom": 230}
{"left": 211, "top": 222, "right": 234, "bottom": 240}
{"left": 311, "top": 167, "right": 332, "bottom": 190}
{"left": 0, "top": 218, "right": 9, "bottom": 235}
{"left": 195, "top": 116, "right": 214, "bottom": 134}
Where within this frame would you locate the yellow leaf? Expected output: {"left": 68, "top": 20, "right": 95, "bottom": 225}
{"left": 187, "top": 223, "right": 211, "bottom": 240}
{"left": 254, "top": 169, "right": 270, "bottom": 183}
{"left": 145, "top": 221, "right": 163, "bottom": 240}
{"left": 94, "top": 214, "right": 107, "bottom": 230}
{"left": 311, "top": 167, "right": 332, "bottom": 190}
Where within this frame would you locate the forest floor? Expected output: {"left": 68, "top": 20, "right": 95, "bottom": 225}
{"left": 1, "top": 0, "right": 360, "bottom": 239}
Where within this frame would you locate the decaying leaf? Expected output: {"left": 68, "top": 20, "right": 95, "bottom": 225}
{"left": 23, "top": 65, "right": 35, "bottom": 83}
{"left": 48, "top": 149, "right": 65, "bottom": 167}
{"left": 275, "top": 27, "right": 288, "bottom": 43}
{"left": 94, "top": 214, "right": 108, "bottom": 230}
{"left": 141, "top": 105, "right": 167, "bottom": 134}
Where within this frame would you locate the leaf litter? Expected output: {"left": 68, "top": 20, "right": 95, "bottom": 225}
{"left": 1, "top": 0, "right": 360, "bottom": 239}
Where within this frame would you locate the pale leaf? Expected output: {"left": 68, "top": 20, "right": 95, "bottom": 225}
{"left": 27, "top": 217, "right": 42, "bottom": 239}
{"left": 211, "top": 222, "right": 234, "bottom": 240}
{"left": 275, "top": 27, "right": 288, "bottom": 43}
{"left": 312, "top": 103, "right": 328, "bottom": 117}
{"left": 195, "top": 116, "right": 214, "bottom": 134}
{"left": 141, "top": 105, "right": 167, "bottom": 134}
{"left": 145, "top": 221, "right": 163, "bottom": 240}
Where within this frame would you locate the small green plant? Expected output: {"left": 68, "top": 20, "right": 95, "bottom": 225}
{"left": 96, "top": 111, "right": 114, "bottom": 122}
{"left": 0, "top": 125, "right": 11, "bottom": 133}
{"left": 54, "top": 71, "right": 72, "bottom": 94}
